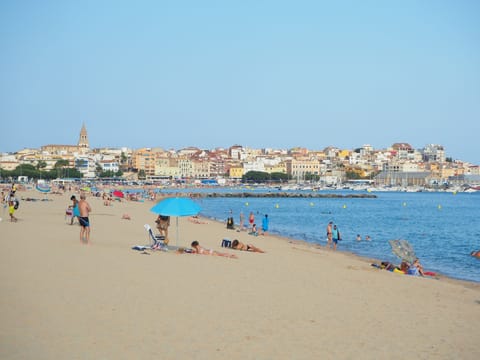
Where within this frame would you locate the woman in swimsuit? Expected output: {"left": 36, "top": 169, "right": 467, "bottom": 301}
{"left": 190, "top": 241, "right": 237, "bottom": 258}
{"left": 248, "top": 212, "right": 255, "bottom": 228}
{"left": 231, "top": 239, "right": 265, "bottom": 253}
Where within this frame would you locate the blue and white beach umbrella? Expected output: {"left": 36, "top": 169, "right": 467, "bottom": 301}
{"left": 35, "top": 183, "right": 51, "bottom": 193}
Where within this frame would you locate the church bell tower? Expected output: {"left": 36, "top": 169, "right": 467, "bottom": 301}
{"left": 78, "top": 123, "right": 90, "bottom": 149}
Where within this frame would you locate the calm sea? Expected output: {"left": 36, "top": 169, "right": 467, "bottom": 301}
{"left": 162, "top": 188, "right": 480, "bottom": 283}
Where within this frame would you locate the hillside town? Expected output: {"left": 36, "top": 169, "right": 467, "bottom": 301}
{"left": 1, "top": 124, "right": 479, "bottom": 191}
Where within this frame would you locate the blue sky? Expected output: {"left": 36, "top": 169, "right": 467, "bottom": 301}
{"left": 1, "top": 0, "right": 479, "bottom": 164}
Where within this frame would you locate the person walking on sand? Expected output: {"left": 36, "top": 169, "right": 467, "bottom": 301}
{"left": 78, "top": 193, "right": 92, "bottom": 245}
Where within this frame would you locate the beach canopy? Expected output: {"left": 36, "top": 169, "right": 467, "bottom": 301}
{"left": 389, "top": 239, "right": 416, "bottom": 264}
{"left": 150, "top": 197, "right": 201, "bottom": 217}
{"left": 112, "top": 190, "right": 124, "bottom": 198}
{"left": 35, "top": 183, "right": 51, "bottom": 193}
{"left": 150, "top": 197, "right": 201, "bottom": 245}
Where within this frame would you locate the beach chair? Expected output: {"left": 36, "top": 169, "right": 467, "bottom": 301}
{"left": 144, "top": 224, "right": 166, "bottom": 248}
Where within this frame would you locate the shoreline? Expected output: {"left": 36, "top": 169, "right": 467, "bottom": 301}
{"left": 206, "top": 215, "right": 480, "bottom": 289}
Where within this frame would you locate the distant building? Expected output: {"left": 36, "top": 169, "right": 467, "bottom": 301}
{"left": 99, "top": 160, "right": 119, "bottom": 173}
{"left": 375, "top": 171, "right": 431, "bottom": 187}
{"left": 41, "top": 123, "right": 90, "bottom": 155}
{"left": 78, "top": 123, "right": 89, "bottom": 149}
{"left": 229, "top": 166, "right": 244, "bottom": 179}
{"left": 422, "top": 144, "right": 446, "bottom": 163}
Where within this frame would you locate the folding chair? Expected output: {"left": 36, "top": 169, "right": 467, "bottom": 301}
{"left": 144, "top": 224, "right": 166, "bottom": 248}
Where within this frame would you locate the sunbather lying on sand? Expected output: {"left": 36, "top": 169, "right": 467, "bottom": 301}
{"left": 188, "top": 216, "right": 208, "bottom": 224}
{"left": 231, "top": 239, "right": 265, "bottom": 253}
{"left": 190, "top": 241, "right": 237, "bottom": 258}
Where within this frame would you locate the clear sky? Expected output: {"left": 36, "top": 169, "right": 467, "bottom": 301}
{"left": 1, "top": 0, "right": 479, "bottom": 164}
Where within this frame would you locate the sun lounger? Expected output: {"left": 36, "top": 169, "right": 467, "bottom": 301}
{"left": 144, "top": 223, "right": 166, "bottom": 247}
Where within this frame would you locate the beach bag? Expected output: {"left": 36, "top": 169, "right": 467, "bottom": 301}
{"left": 13, "top": 199, "right": 19, "bottom": 210}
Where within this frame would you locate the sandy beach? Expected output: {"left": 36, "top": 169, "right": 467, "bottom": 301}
{"left": 1, "top": 189, "right": 479, "bottom": 360}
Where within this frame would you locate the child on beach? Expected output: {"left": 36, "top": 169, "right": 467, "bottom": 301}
{"left": 8, "top": 198, "right": 18, "bottom": 222}
{"left": 70, "top": 195, "right": 80, "bottom": 225}
{"left": 8, "top": 199, "right": 18, "bottom": 222}
{"left": 249, "top": 224, "right": 258, "bottom": 236}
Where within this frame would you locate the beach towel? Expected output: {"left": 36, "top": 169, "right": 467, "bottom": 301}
{"left": 132, "top": 245, "right": 149, "bottom": 251}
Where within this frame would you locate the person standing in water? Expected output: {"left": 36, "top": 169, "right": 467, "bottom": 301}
{"left": 331, "top": 224, "right": 341, "bottom": 251}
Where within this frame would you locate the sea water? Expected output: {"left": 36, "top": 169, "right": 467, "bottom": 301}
{"left": 165, "top": 188, "right": 480, "bottom": 283}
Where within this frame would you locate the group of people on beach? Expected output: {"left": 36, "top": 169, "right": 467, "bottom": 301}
{"left": 57, "top": 188, "right": 480, "bottom": 271}
{"left": 326, "top": 221, "right": 342, "bottom": 250}
{"left": 228, "top": 210, "right": 269, "bottom": 236}
{"left": 375, "top": 258, "right": 427, "bottom": 276}
{"left": 68, "top": 193, "right": 92, "bottom": 245}
{"left": 149, "top": 238, "right": 265, "bottom": 257}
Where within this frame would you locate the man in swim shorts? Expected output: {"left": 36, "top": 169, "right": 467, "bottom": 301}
{"left": 326, "top": 221, "right": 333, "bottom": 248}
{"left": 78, "top": 193, "right": 92, "bottom": 244}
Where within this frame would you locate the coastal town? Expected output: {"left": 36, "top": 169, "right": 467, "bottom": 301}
{"left": 1, "top": 124, "right": 479, "bottom": 192}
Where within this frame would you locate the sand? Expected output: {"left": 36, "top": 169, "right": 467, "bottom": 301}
{"left": 1, "top": 189, "right": 479, "bottom": 360}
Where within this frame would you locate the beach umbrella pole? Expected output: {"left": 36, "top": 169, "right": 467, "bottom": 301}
{"left": 176, "top": 217, "right": 179, "bottom": 246}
